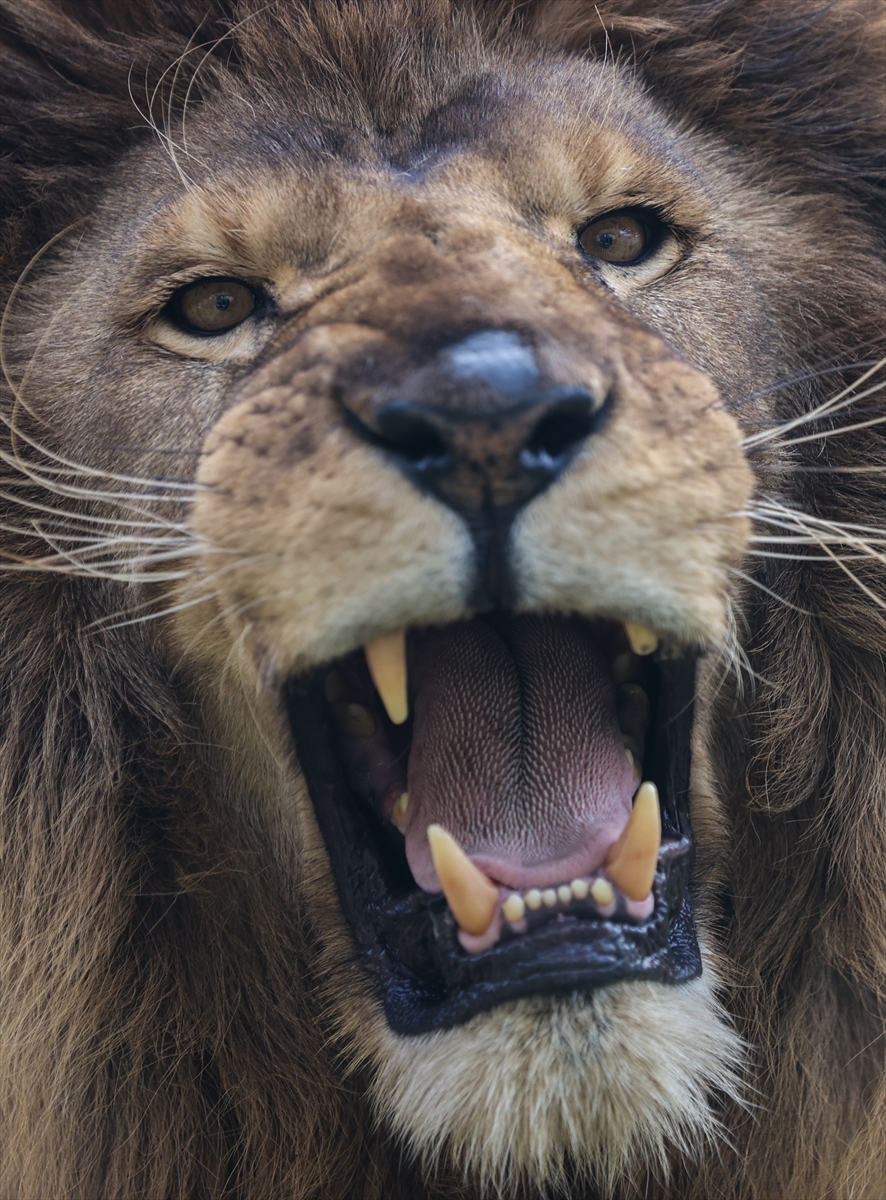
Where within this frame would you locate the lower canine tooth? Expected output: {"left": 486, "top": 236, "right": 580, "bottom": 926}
{"left": 624, "top": 622, "right": 659, "bottom": 657}
{"left": 427, "top": 824, "right": 498, "bottom": 936}
{"left": 604, "top": 781, "right": 661, "bottom": 901}
{"left": 364, "top": 629, "right": 408, "bottom": 724}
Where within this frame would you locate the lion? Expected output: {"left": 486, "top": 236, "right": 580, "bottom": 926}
{"left": 0, "top": 0, "right": 883, "bottom": 1197}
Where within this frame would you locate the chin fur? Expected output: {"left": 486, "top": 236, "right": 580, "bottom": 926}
{"left": 366, "top": 973, "right": 744, "bottom": 1198}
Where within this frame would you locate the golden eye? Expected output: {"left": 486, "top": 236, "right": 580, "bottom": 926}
{"left": 578, "top": 213, "right": 650, "bottom": 264}
{"left": 174, "top": 278, "right": 256, "bottom": 333}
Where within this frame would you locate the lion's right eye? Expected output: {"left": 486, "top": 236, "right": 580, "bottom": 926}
{"left": 171, "top": 278, "right": 257, "bottom": 334}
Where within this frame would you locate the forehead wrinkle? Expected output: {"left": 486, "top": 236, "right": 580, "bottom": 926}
{"left": 125, "top": 165, "right": 345, "bottom": 284}
{"left": 385, "top": 55, "right": 709, "bottom": 226}
{"left": 124, "top": 57, "right": 718, "bottom": 300}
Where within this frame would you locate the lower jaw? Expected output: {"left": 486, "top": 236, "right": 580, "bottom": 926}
{"left": 285, "top": 632, "right": 702, "bottom": 1036}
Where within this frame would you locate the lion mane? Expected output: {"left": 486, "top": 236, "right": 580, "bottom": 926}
{"left": 1, "top": 2, "right": 884, "bottom": 1198}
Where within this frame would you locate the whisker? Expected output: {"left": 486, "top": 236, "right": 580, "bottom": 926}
{"left": 0, "top": 443, "right": 203, "bottom": 495}
{"left": 729, "top": 568, "right": 816, "bottom": 616}
{"left": 90, "top": 554, "right": 269, "bottom": 629}
{"left": 747, "top": 549, "right": 882, "bottom": 564}
{"left": 756, "top": 411, "right": 886, "bottom": 451}
{"left": 724, "top": 347, "right": 884, "bottom": 412}
{"left": 95, "top": 588, "right": 223, "bottom": 629}
{"left": 751, "top": 464, "right": 885, "bottom": 475}
{"left": 741, "top": 360, "right": 885, "bottom": 448}
{"left": 814, "top": 540, "right": 886, "bottom": 610}
{"left": 180, "top": 9, "right": 267, "bottom": 159}
{"left": 740, "top": 500, "right": 886, "bottom": 540}
{"left": 0, "top": 488, "right": 194, "bottom": 533}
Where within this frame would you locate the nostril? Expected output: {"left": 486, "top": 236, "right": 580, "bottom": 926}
{"left": 375, "top": 406, "right": 450, "bottom": 466}
{"left": 523, "top": 391, "right": 598, "bottom": 463}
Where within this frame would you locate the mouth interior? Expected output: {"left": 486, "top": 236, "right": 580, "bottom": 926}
{"left": 286, "top": 613, "right": 701, "bottom": 1033}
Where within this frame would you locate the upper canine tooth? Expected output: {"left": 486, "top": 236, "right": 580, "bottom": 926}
{"left": 604, "top": 781, "right": 661, "bottom": 901}
{"left": 624, "top": 622, "right": 659, "bottom": 657}
{"left": 364, "top": 629, "right": 408, "bottom": 724}
{"left": 427, "top": 824, "right": 498, "bottom": 936}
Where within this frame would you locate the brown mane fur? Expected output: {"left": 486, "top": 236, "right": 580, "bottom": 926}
{"left": 1, "top": 2, "right": 884, "bottom": 1197}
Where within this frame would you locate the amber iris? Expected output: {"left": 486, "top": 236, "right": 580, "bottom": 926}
{"left": 176, "top": 278, "right": 256, "bottom": 333}
{"left": 579, "top": 213, "right": 648, "bottom": 264}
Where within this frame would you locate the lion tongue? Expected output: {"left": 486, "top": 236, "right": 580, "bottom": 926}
{"left": 404, "top": 616, "right": 635, "bottom": 897}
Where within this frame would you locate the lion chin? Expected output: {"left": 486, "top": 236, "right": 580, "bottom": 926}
{"left": 367, "top": 983, "right": 742, "bottom": 1195}
{"left": 1, "top": 1, "right": 884, "bottom": 1199}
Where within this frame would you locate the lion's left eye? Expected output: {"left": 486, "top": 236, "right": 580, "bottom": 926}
{"left": 578, "top": 213, "right": 653, "bottom": 265}
{"left": 171, "top": 278, "right": 257, "bottom": 334}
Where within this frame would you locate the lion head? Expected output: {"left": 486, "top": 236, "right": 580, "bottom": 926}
{"left": 1, "top": 2, "right": 883, "bottom": 1197}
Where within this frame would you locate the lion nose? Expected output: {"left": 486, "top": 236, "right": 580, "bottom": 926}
{"left": 368, "top": 332, "right": 602, "bottom": 512}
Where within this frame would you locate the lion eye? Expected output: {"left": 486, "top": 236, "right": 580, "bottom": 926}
{"left": 578, "top": 213, "right": 650, "bottom": 265}
{"left": 173, "top": 278, "right": 257, "bottom": 334}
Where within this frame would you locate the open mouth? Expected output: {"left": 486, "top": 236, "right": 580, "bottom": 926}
{"left": 286, "top": 614, "right": 701, "bottom": 1035}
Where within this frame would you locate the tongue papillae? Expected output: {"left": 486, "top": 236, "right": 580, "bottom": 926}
{"left": 404, "top": 616, "right": 635, "bottom": 895}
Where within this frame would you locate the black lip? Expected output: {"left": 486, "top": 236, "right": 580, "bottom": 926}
{"left": 286, "top": 647, "right": 701, "bottom": 1036}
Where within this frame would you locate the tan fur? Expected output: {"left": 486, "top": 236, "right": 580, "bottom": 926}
{"left": 1, "top": 2, "right": 884, "bottom": 1198}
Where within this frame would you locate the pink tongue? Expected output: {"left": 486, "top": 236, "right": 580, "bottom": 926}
{"left": 405, "top": 616, "right": 635, "bottom": 892}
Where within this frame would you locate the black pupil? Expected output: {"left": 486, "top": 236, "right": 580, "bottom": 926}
{"left": 215, "top": 294, "right": 233, "bottom": 311}
{"left": 598, "top": 232, "right": 615, "bottom": 249}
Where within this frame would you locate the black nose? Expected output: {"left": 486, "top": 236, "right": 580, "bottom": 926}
{"left": 365, "top": 332, "right": 604, "bottom": 512}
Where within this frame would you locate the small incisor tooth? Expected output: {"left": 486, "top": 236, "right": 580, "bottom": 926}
{"left": 604, "top": 781, "right": 661, "bottom": 902}
{"left": 427, "top": 824, "right": 498, "bottom": 937}
{"left": 364, "top": 629, "right": 408, "bottom": 724}
{"left": 625, "top": 748, "right": 641, "bottom": 780}
{"left": 624, "top": 622, "right": 659, "bottom": 657}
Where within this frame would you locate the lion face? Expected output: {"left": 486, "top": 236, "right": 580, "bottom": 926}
{"left": 30, "top": 44, "right": 761, "bottom": 1184}
{"left": 3, "top": 2, "right": 883, "bottom": 1197}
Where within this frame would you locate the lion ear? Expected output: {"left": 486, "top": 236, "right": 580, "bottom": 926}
{"left": 0, "top": 0, "right": 233, "bottom": 274}
{"left": 529, "top": 0, "right": 885, "bottom": 219}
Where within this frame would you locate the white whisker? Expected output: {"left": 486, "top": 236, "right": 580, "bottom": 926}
{"left": 0, "top": 488, "right": 193, "bottom": 534}
{"left": 815, "top": 539, "right": 886, "bottom": 609}
{"left": 90, "top": 554, "right": 269, "bottom": 629}
{"left": 758, "top": 411, "right": 885, "bottom": 451}
{"left": 741, "top": 358, "right": 885, "bottom": 449}
{"left": 729, "top": 568, "right": 816, "bottom": 616}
